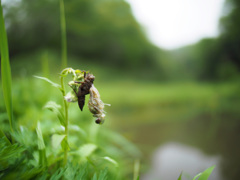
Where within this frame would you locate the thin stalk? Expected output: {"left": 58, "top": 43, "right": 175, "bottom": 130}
{"left": 61, "top": 76, "right": 68, "bottom": 165}
{"left": 60, "top": 0, "right": 68, "bottom": 164}
{"left": 60, "top": 0, "right": 67, "bottom": 69}
{"left": 133, "top": 159, "right": 140, "bottom": 180}
{"left": 0, "top": 0, "right": 14, "bottom": 138}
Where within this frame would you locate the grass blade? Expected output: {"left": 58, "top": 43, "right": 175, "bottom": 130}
{"left": 178, "top": 172, "right": 183, "bottom": 180}
{"left": 0, "top": 128, "right": 11, "bottom": 145}
{"left": 34, "top": 76, "right": 62, "bottom": 89}
{"left": 0, "top": 0, "right": 14, "bottom": 133}
{"left": 98, "top": 168, "right": 108, "bottom": 180}
{"left": 192, "top": 172, "right": 202, "bottom": 180}
{"left": 36, "top": 122, "right": 47, "bottom": 166}
{"left": 197, "top": 165, "right": 215, "bottom": 180}
{"left": 133, "top": 159, "right": 140, "bottom": 180}
{"left": 102, "top": 156, "right": 118, "bottom": 167}
{"left": 60, "top": 0, "right": 67, "bottom": 69}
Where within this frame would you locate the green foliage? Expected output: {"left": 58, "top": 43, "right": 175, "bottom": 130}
{"left": 0, "top": 127, "right": 113, "bottom": 179}
{"left": 34, "top": 76, "right": 62, "bottom": 91}
{"left": 9, "top": 70, "right": 140, "bottom": 179}
{"left": 2, "top": 0, "right": 230, "bottom": 179}
{"left": 36, "top": 122, "right": 47, "bottom": 167}
{"left": 94, "top": 168, "right": 108, "bottom": 180}
{"left": 196, "top": 166, "right": 215, "bottom": 180}
{"left": 0, "top": 136, "right": 43, "bottom": 179}
{"left": 0, "top": 0, "right": 141, "bottom": 179}
{"left": 4, "top": 0, "right": 240, "bottom": 82}
{"left": 177, "top": 166, "right": 215, "bottom": 180}
{"left": 52, "top": 134, "right": 66, "bottom": 149}
{"left": 0, "top": 0, "right": 14, "bottom": 133}
{"left": 178, "top": 172, "right": 183, "bottom": 180}
{"left": 78, "top": 143, "right": 97, "bottom": 159}
{"left": 0, "top": 138, "right": 25, "bottom": 169}
{"left": 167, "top": 0, "right": 240, "bottom": 81}
{"left": 44, "top": 101, "right": 66, "bottom": 126}
{"left": 102, "top": 157, "right": 118, "bottom": 167}
{"left": 50, "top": 168, "right": 66, "bottom": 180}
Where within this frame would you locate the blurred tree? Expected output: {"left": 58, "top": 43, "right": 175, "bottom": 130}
{"left": 4, "top": 0, "right": 162, "bottom": 78}
{"left": 218, "top": 0, "right": 240, "bottom": 73}
{"left": 5, "top": 0, "right": 60, "bottom": 55}
{"left": 168, "top": 0, "right": 240, "bottom": 81}
{"left": 199, "top": 0, "right": 240, "bottom": 80}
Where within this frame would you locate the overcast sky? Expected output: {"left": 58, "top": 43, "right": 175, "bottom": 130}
{"left": 126, "top": 0, "right": 225, "bottom": 49}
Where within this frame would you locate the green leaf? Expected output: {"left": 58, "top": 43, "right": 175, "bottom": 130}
{"left": 102, "top": 156, "right": 118, "bottom": 167}
{"left": 178, "top": 172, "right": 183, "bottom": 180}
{"left": 44, "top": 101, "right": 66, "bottom": 127}
{"left": 98, "top": 168, "right": 108, "bottom": 180}
{"left": 64, "top": 162, "right": 78, "bottom": 179}
{"left": 36, "top": 122, "right": 47, "bottom": 166}
{"left": 91, "top": 173, "right": 97, "bottom": 180}
{"left": 61, "top": 136, "right": 70, "bottom": 151}
{"left": 69, "top": 125, "right": 87, "bottom": 138}
{"left": 34, "top": 76, "right": 62, "bottom": 91}
{"left": 75, "top": 163, "right": 88, "bottom": 179}
{"left": 50, "top": 168, "right": 66, "bottom": 180}
{"left": 36, "top": 122, "right": 45, "bottom": 150}
{"left": 0, "top": 137, "right": 25, "bottom": 164}
{"left": 38, "top": 149, "right": 47, "bottom": 167}
{"left": 0, "top": 128, "right": 11, "bottom": 145}
{"left": 78, "top": 143, "right": 97, "bottom": 159}
{"left": 197, "top": 166, "right": 215, "bottom": 180}
{"left": 0, "top": 0, "right": 14, "bottom": 133}
{"left": 192, "top": 172, "right": 202, "bottom": 180}
{"left": 52, "top": 134, "right": 66, "bottom": 149}
{"left": 19, "top": 167, "right": 45, "bottom": 180}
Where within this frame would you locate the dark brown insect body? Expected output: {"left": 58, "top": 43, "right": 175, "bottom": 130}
{"left": 95, "top": 118, "right": 101, "bottom": 124}
{"left": 75, "top": 73, "right": 95, "bottom": 111}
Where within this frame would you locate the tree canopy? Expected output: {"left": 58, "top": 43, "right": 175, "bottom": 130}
{"left": 4, "top": 0, "right": 160, "bottom": 73}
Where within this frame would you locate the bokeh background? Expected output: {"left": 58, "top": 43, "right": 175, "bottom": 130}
{"left": 1, "top": 0, "right": 240, "bottom": 179}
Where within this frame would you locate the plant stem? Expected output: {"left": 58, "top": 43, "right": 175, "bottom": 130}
{"left": 60, "top": 0, "right": 67, "bottom": 69}
{"left": 61, "top": 76, "right": 68, "bottom": 165}
{"left": 60, "top": 0, "right": 68, "bottom": 165}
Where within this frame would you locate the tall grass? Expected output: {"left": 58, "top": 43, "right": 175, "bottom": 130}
{"left": 60, "top": 0, "right": 69, "bottom": 165}
{"left": 0, "top": 0, "right": 14, "bottom": 134}
{"left": 60, "top": 0, "right": 67, "bottom": 69}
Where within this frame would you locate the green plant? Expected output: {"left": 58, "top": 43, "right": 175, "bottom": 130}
{"left": 178, "top": 166, "right": 215, "bottom": 180}
{"left": 35, "top": 67, "right": 109, "bottom": 165}
{"left": 60, "top": 0, "right": 67, "bottom": 69}
{"left": 0, "top": 0, "right": 14, "bottom": 137}
{"left": 0, "top": 1, "right": 140, "bottom": 179}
